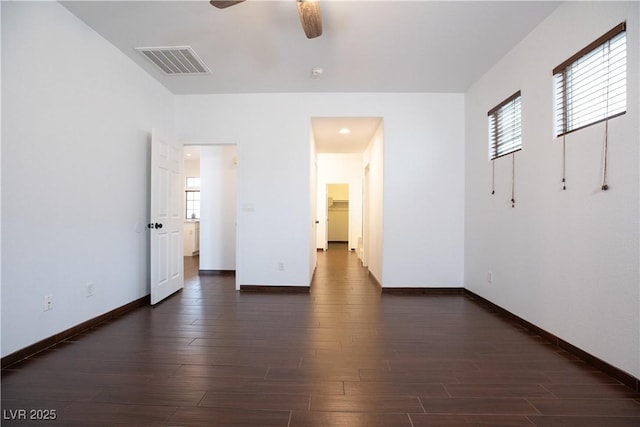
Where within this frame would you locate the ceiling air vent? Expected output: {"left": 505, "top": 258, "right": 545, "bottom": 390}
{"left": 136, "top": 46, "right": 211, "bottom": 75}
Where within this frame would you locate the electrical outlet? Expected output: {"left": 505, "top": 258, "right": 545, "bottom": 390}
{"left": 44, "top": 295, "right": 53, "bottom": 311}
{"left": 86, "top": 282, "right": 94, "bottom": 298}
{"left": 278, "top": 262, "right": 285, "bottom": 271}
{"left": 487, "top": 271, "right": 493, "bottom": 284}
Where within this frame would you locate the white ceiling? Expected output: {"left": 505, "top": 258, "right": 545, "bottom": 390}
{"left": 312, "top": 117, "right": 382, "bottom": 153}
{"left": 60, "top": 0, "right": 559, "bottom": 154}
{"left": 61, "top": 1, "right": 560, "bottom": 95}
{"left": 183, "top": 145, "right": 201, "bottom": 160}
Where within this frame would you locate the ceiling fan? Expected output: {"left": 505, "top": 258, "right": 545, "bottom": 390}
{"left": 209, "top": 0, "right": 323, "bottom": 39}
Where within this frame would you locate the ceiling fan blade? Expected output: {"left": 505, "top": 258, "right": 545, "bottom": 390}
{"left": 297, "top": 0, "right": 322, "bottom": 39}
{"left": 209, "top": 0, "right": 245, "bottom": 9}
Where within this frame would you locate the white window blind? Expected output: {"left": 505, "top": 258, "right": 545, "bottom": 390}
{"left": 554, "top": 23, "right": 626, "bottom": 137}
{"left": 488, "top": 91, "right": 522, "bottom": 160}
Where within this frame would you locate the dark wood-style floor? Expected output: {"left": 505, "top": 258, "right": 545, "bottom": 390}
{"left": 2, "top": 243, "right": 640, "bottom": 426}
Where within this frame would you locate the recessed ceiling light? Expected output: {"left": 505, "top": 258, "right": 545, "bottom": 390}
{"left": 186, "top": 153, "right": 192, "bottom": 156}
{"left": 339, "top": 128, "right": 351, "bottom": 135}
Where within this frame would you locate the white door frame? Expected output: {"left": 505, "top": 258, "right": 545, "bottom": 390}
{"left": 182, "top": 141, "right": 240, "bottom": 290}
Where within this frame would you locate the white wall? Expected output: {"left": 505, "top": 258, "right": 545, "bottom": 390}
{"left": 1, "top": 2, "right": 174, "bottom": 357}
{"left": 199, "top": 145, "right": 237, "bottom": 271}
{"left": 381, "top": 96, "right": 466, "bottom": 287}
{"left": 175, "top": 93, "right": 465, "bottom": 289}
{"left": 0, "top": 2, "right": 3, "bottom": 353}
{"left": 317, "top": 154, "right": 364, "bottom": 251}
{"left": 465, "top": 2, "right": 639, "bottom": 377}
{"left": 184, "top": 158, "right": 200, "bottom": 178}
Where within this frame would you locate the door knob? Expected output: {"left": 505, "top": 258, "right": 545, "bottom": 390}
{"left": 155, "top": 223, "right": 163, "bottom": 229}
{"left": 147, "top": 223, "right": 163, "bottom": 229}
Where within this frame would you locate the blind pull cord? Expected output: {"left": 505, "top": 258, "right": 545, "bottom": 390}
{"left": 602, "top": 118, "right": 609, "bottom": 191}
{"left": 511, "top": 153, "right": 516, "bottom": 208}
{"left": 601, "top": 40, "right": 611, "bottom": 191}
{"left": 491, "top": 160, "right": 495, "bottom": 195}
{"left": 562, "top": 134, "right": 567, "bottom": 190}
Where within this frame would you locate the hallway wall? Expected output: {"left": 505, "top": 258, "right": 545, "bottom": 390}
{"left": 363, "top": 121, "right": 385, "bottom": 281}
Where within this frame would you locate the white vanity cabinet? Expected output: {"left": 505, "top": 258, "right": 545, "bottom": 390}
{"left": 183, "top": 221, "right": 200, "bottom": 256}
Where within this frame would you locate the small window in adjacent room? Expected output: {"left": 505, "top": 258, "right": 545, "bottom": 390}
{"left": 553, "top": 23, "right": 626, "bottom": 137}
{"left": 185, "top": 177, "right": 200, "bottom": 188}
{"left": 488, "top": 91, "right": 522, "bottom": 160}
{"left": 186, "top": 190, "right": 200, "bottom": 219}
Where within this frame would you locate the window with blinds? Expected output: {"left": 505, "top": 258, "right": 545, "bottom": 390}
{"left": 554, "top": 23, "right": 626, "bottom": 137}
{"left": 488, "top": 91, "right": 522, "bottom": 160}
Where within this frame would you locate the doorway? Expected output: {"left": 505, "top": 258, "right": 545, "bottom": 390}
{"left": 183, "top": 146, "right": 201, "bottom": 279}
{"left": 182, "top": 144, "right": 238, "bottom": 282}
{"left": 311, "top": 116, "right": 383, "bottom": 276}
{"left": 315, "top": 155, "right": 362, "bottom": 253}
{"left": 327, "top": 183, "right": 349, "bottom": 244}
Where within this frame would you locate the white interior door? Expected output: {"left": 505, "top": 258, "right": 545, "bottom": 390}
{"left": 150, "top": 129, "right": 184, "bottom": 305}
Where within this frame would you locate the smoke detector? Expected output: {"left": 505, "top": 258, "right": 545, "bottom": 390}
{"left": 311, "top": 67, "right": 324, "bottom": 78}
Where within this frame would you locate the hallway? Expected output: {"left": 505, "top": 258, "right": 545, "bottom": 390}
{"left": 2, "top": 245, "right": 639, "bottom": 426}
